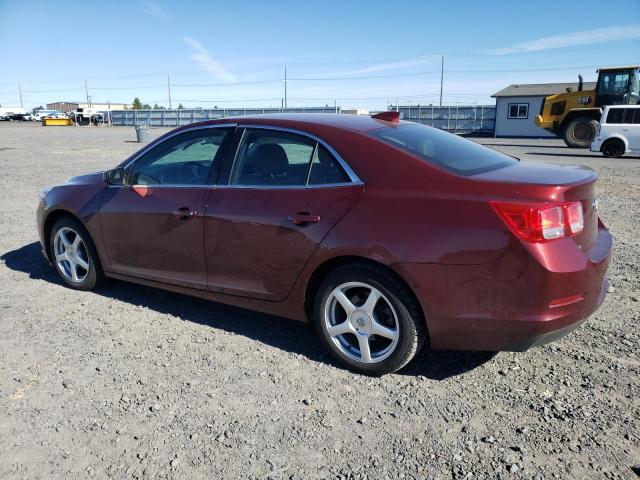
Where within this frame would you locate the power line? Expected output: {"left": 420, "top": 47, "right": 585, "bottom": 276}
{"left": 172, "top": 79, "right": 281, "bottom": 87}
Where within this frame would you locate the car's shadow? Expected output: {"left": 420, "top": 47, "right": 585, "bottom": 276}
{"left": 1, "top": 242, "right": 496, "bottom": 379}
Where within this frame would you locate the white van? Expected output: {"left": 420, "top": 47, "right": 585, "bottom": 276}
{"left": 591, "top": 105, "right": 640, "bottom": 157}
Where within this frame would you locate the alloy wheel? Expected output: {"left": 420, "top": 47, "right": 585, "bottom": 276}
{"left": 53, "top": 227, "right": 90, "bottom": 283}
{"left": 324, "top": 282, "right": 400, "bottom": 364}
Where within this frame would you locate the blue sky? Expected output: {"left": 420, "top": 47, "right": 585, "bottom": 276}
{"left": 1, "top": 0, "right": 639, "bottom": 110}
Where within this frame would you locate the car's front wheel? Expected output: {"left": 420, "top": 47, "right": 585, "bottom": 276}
{"left": 50, "top": 217, "right": 104, "bottom": 290}
{"left": 314, "top": 263, "right": 426, "bottom": 375}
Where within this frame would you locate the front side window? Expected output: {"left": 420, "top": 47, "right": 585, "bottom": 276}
{"left": 368, "top": 123, "right": 517, "bottom": 176}
{"left": 128, "top": 128, "right": 230, "bottom": 186}
{"left": 508, "top": 103, "right": 528, "bottom": 119}
{"left": 229, "top": 129, "right": 350, "bottom": 186}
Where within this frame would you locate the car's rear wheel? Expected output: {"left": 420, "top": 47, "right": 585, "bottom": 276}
{"left": 314, "top": 263, "right": 426, "bottom": 375}
{"left": 601, "top": 138, "right": 625, "bottom": 158}
{"left": 50, "top": 217, "right": 104, "bottom": 290}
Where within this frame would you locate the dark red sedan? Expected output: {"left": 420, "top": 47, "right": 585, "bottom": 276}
{"left": 37, "top": 113, "right": 612, "bottom": 375}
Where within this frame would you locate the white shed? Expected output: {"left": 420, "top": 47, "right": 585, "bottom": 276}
{"left": 492, "top": 82, "right": 596, "bottom": 138}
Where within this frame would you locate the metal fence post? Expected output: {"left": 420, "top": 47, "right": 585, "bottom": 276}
{"left": 455, "top": 105, "right": 458, "bottom": 132}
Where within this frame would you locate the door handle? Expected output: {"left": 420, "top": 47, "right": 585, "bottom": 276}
{"left": 288, "top": 212, "right": 321, "bottom": 225}
{"left": 172, "top": 207, "right": 197, "bottom": 220}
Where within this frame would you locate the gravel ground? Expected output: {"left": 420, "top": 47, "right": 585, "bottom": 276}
{"left": 0, "top": 122, "right": 638, "bottom": 479}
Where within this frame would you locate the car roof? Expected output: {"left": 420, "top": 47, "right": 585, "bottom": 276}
{"left": 189, "top": 113, "right": 410, "bottom": 133}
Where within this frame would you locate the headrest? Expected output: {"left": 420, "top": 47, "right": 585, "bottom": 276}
{"left": 253, "top": 143, "right": 289, "bottom": 177}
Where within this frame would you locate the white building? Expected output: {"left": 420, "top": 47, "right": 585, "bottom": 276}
{"left": 492, "top": 82, "right": 596, "bottom": 137}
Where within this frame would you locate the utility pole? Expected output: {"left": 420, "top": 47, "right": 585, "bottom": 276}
{"left": 284, "top": 65, "right": 288, "bottom": 109}
{"left": 167, "top": 74, "right": 172, "bottom": 109}
{"left": 439, "top": 55, "right": 444, "bottom": 107}
{"left": 18, "top": 83, "right": 23, "bottom": 108}
{"left": 84, "top": 79, "right": 90, "bottom": 107}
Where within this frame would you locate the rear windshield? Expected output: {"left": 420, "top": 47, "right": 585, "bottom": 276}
{"left": 368, "top": 123, "right": 517, "bottom": 176}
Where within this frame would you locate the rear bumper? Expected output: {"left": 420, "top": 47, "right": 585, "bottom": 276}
{"left": 394, "top": 225, "right": 613, "bottom": 352}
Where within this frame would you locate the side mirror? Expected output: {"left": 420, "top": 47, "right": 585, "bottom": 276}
{"left": 105, "top": 167, "right": 125, "bottom": 186}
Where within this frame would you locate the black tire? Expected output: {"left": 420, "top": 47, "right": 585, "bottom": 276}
{"left": 49, "top": 216, "right": 104, "bottom": 290}
{"left": 313, "top": 262, "right": 426, "bottom": 375}
{"left": 562, "top": 116, "right": 598, "bottom": 148}
{"left": 601, "top": 138, "right": 625, "bottom": 158}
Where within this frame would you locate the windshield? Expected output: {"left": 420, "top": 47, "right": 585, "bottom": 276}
{"left": 368, "top": 123, "right": 517, "bottom": 176}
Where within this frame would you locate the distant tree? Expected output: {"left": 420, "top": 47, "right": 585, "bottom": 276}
{"left": 32, "top": 105, "right": 44, "bottom": 114}
{"left": 132, "top": 97, "right": 143, "bottom": 110}
{"left": 153, "top": 103, "right": 161, "bottom": 109}
{"left": 177, "top": 103, "right": 184, "bottom": 109}
{"left": 141, "top": 103, "right": 152, "bottom": 109}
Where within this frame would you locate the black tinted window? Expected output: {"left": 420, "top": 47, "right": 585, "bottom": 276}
{"left": 308, "top": 145, "right": 350, "bottom": 185}
{"left": 623, "top": 108, "right": 635, "bottom": 124}
{"left": 129, "top": 128, "right": 230, "bottom": 185}
{"left": 368, "top": 124, "right": 516, "bottom": 176}
{"left": 606, "top": 108, "right": 624, "bottom": 124}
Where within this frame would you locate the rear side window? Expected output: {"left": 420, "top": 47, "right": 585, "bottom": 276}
{"left": 368, "top": 124, "right": 516, "bottom": 176}
{"left": 308, "top": 145, "right": 350, "bottom": 185}
{"left": 229, "top": 129, "right": 350, "bottom": 186}
{"left": 231, "top": 129, "right": 314, "bottom": 186}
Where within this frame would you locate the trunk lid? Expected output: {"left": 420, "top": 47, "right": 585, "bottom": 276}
{"left": 470, "top": 161, "right": 599, "bottom": 251}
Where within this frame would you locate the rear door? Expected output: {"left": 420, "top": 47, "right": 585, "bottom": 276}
{"left": 624, "top": 108, "right": 640, "bottom": 150}
{"left": 99, "top": 126, "right": 233, "bottom": 289}
{"left": 203, "top": 126, "right": 364, "bottom": 300}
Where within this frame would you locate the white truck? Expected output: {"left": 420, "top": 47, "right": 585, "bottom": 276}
{"left": 0, "top": 107, "right": 27, "bottom": 119}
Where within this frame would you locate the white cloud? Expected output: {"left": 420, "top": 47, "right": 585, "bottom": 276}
{"left": 183, "top": 37, "right": 235, "bottom": 82}
{"left": 318, "top": 56, "right": 437, "bottom": 77}
{"left": 141, "top": 0, "right": 170, "bottom": 20}
{"left": 486, "top": 24, "right": 640, "bottom": 55}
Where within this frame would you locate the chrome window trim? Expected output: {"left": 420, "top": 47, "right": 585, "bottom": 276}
{"left": 229, "top": 124, "right": 363, "bottom": 187}
{"left": 107, "top": 184, "right": 215, "bottom": 189}
{"left": 113, "top": 122, "right": 364, "bottom": 190}
{"left": 107, "top": 182, "right": 358, "bottom": 190}
{"left": 213, "top": 182, "right": 360, "bottom": 191}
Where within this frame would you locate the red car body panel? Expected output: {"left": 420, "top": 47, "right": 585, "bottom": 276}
{"left": 36, "top": 114, "right": 613, "bottom": 352}
{"left": 202, "top": 185, "right": 364, "bottom": 300}
{"left": 99, "top": 186, "right": 209, "bottom": 289}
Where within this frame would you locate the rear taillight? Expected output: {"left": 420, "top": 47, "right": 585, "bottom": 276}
{"left": 491, "top": 201, "right": 584, "bottom": 243}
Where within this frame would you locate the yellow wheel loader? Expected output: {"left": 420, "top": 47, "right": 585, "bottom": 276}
{"left": 535, "top": 66, "right": 639, "bottom": 147}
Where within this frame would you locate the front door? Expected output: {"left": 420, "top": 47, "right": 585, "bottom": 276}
{"left": 203, "top": 127, "right": 364, "bottom": 301}
{"left": 99, "top": 127, "right": 233, "bottom": 289}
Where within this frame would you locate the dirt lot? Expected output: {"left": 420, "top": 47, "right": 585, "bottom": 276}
{"left": 0, "top": 122, "right": 638, "bottom": 479}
